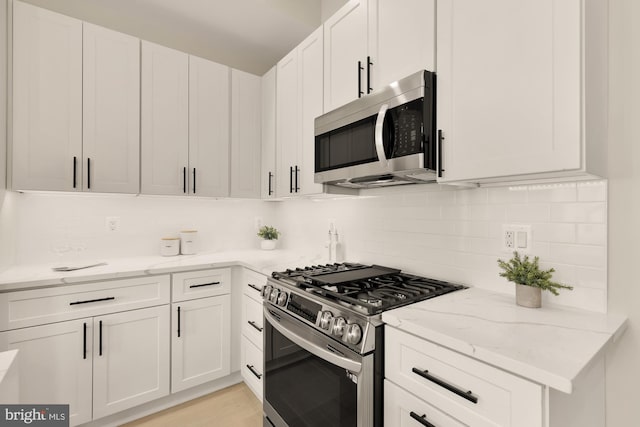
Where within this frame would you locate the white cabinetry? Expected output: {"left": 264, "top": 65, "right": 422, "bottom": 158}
{"left": 0, "top": 275, "right": 170, "bottom": 426}
{"left": 11, "top": 1, "right": 82, "bottom": 191}
{"left": 261, "top": 66, "right": 277, "bottom": 199}
{"left": 230, "top": 69, "right": 262, "bottom": 198}
{"left": 276, "top": 27, "right": 324, "bottom": 197}
{"left": 436, "top": 0, "right": 607, "bottom": 184}
{"left": 141, "top": 41, "right": 189, "bottom": 195}
{"left": 323, "top": 0, "right": 435, "bottom": 111}
{"left": 83, "top": 22, "right": 140, "bottom": 193}
{"left": 170, "top": 269, "right": 231, "bottom": 393}
{"left": 240, "top": 269, "right": 267, "bottom": 400}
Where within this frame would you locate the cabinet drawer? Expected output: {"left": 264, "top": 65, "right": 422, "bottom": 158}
{"left": 385, "top": 327, "right": 542, "bottom": 427}
{"left": 384, "top": 380, "right": 466, "bottom": 427}
{"left": 172, "top": 268, "right": 231, "bottom": 302}
{"left": 0, "top": 275, "right": 170, "bottom": 331}
{"left": 241, "top": 336, "right": 263, "bottom": 401}
{"left": 242, "top": 295, "right": 263, "bottom": 349}
{"left": 242, "top": 269, "right": 267, "bottom": 301}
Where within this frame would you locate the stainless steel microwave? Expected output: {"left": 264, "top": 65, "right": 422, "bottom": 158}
{"left": 314, "top": 70, "right": 437, "bottom": 188}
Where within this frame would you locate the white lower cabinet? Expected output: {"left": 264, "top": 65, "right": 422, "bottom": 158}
{"left": 241, "top": 337, "right": 263, "bottom": 401}
{"left": 0, "top": 319, "right": 93, "bottom": 426}
{"left": 93, "top": 305, "right": 170, "bottom": 419}
{"left": 240, "top": 269, "right": 267, "bottom": 401}
{"left": 171, "top": 295, "right": 231, "bottom": 393}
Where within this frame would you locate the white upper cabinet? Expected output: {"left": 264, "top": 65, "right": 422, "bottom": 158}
{"left": 83, "top": 23, "right": 140, "bottom": 194}
{"left": 324, "top": 0, "right": 435, "bottom": 111}
{"left": 437, "top": 0, "right": 607, "bottom": 183}
{"left": 230, "top": 69, "right": 262, "bottom": 198}
{"left": 276, "top": 49, "right": 299, "bottom": 197}
{"left": 141, "top": 41, "right": 189, "bottom": 195}
{"left": 189, "top": 56, "right": 230, "bottom": 197}
{"left": 261, "top": 66, "right": 277, "bottom": 199}
{"left": 12, "top": 1, "right": 82, "bottom": 191}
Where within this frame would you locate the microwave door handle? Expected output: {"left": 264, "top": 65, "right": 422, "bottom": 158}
{"left": 375, "top": 103, "right": 389, "bottom": 168}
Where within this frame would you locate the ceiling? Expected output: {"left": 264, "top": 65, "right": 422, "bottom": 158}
{"left": 20, "top": 0, "right": 333, "bottom": 75}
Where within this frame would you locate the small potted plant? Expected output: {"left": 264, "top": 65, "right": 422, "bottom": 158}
{"left": 257, "top": 225, "right": 280, "bottom": 250}
{"left": 497, "top": 251, "right": 573, "bottom": 308}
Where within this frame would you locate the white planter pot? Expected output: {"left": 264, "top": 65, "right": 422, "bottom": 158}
{"left": 515, "top": 284, "right": 542, "bottom": 308}
{"left": 260, "top": 239, "right": 277, "bottom": 250}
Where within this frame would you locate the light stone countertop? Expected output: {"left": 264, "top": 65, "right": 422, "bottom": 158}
{"left": 382, "top": 287, "right": 627, "bottom": 394}
{"left": 0, "top": 250, "right": 328, "bottom": 292}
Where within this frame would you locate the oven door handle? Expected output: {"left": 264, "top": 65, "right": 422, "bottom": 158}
{"left": 374, "top": 103, "right": 389, "bottom": 168}
{"left": 264, "top": 307, "right": 362, "bottom": 373}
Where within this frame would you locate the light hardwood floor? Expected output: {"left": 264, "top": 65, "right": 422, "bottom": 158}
{"left": 122, "top": 383, "right": 262, "bottom": 427}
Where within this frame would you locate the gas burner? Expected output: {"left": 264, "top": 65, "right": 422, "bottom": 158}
{"left": 357, "top": 292, "right": 383, "bottom": 307}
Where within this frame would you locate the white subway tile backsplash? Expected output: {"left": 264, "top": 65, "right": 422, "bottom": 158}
{"left": 548, "top": 243, "right": 606, "bottom": 268}
{"left": 534, "top": 223, "right": 577, "bottom": 244}
{"left": 506, "top": 204, "right": 551, "bottom": 222}
{"left": 577, "top": 180, "right": 607, "bottom": 202}
{"left": 468, "top": 205, "right": 507, "bottom": 222}
{"left": 488, "top": 186, "right": 528, "bottom": 204}
{"left": 527, "top": 183, "right": 577, "bottom": 203}
{"left": 455, "top": 188, "right": 489, "bottom": 205}
{"left": 550, "top": 202, "right": 607, "bottom": 223}
{"left": 576, "top": 224, "right": 607, "bottom": 245}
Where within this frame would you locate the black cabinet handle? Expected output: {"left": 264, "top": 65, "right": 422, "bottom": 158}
{"left": 289, "top": 166, "right": 294, "bottom": 193}
{"left": 367, "top": 56, "right": 373, "bottom": 94}
{"left": 177, "top": 306, "right": 181, "bottom": 338}
{"left": 268, "top": 172, "right": 273, "bottom": 196}
{"left": 412, "top": 367, "right": 478, "bottom": 404}
{"left": 247, "top": 283, "right": 262, "bottom": 293}
{"left": 183, "top": 167, "right": 187, "bottom": 194}
{"left": 70, "top": 296, "right": 115, "bottom": 306}
{"left": 189, "top": 281, "right": 220, "bottom": 288}
{"left": 83, "top": 322, "right": 87, "bottom": 360}
{"left": 248, "top": 320, "right": 263, "bottom": 332}
{"left": 437, "top": 130, "right": 444, "bottom": 178}
{"left": 246, "top": 364, "right": 262, "bottom": 379}
{"left": 193, "top": 168, "right": 196, "bottom": 194}
{"left": 409, "top": 412, "right": 435, "bottom": 427}
{"left": 87, "top": 158, "right": 91, "bottom": 189}
{"left": 294, "top": 166, "right": 299, "bottom": 192}
{"left": 73, "top": 157, "right": 77, "bottom": 188}
{"left": 99, "top": 320, "right": 103, "bottom": 356}
{"left": 357, "top": 60, "right": 364, "bottom": 98}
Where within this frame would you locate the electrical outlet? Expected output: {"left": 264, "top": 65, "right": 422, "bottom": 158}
{"left": 254, "top": 217, "right": 263, "bottom": 231}
{"left": 502, "top": 224, "right": 532, "bottom": 253}
{"left": 105, "top": 216, "right": 120, "bottom": 232}
{"left": 504, "top": 229, "right": 515, "bottom": 249}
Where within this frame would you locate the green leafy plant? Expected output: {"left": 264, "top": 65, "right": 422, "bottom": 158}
{"left": 497, "top": 251, "right": 573, "bottom": 296}
{"left": 257, "top": 225, "right": 280, "bottom": 240}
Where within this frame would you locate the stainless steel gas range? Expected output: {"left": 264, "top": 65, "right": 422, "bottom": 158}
{"left": 261, "top": 262, "right": 465, "bottom": 427}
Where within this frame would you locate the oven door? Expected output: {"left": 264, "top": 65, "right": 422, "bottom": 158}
{"left": 263, "top": 306, "right": 375, "bottom": 427}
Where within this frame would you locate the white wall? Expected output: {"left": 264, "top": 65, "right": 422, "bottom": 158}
{"left": 0, "top": 0, "right": 10, "bottom": 270}
{"left": 276, "top": 181, "right": 608, "bottom": 312}
{"left": 605, "top": 0, "right": 640, "bottom": 425}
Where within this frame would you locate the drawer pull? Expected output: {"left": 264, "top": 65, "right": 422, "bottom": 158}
{"left": 412, "top": 367, "right": 478, "bottom": 404}
{"left": 248, "top": 320, "right": 263, "bottom": 332}
{"left": 99, "top": 320, "right": 103, "bottom": 356}
{"left": 83, "top": 322, "right": 87, "bottom": 360}
{"left": 189, "top": 281, "right": 220, "bottom": 288}
{"left": 177, "top": 306, "right": 181, "bottom": 338}
{"left": 70, "top": 296, "right": 115, "bottom": 306}
{"left": 409, "top": 411, "right": 436, "bottom": 427}
{"left": 247, "top": 283, "right": 262, "bottom": 292}
{"left": 246, "top": 364, "right": 262, "bottom": 379}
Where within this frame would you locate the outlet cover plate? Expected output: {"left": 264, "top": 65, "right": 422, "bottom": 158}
{"left": 502, "top": 224, "right": 531, "bottom": 253}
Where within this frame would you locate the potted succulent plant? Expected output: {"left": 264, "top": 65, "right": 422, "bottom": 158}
{"left": 497, "top": 251, "right": 573, "bottom": 308}
{"left": 257, "top": 225, "right": 280, "bottom": 250}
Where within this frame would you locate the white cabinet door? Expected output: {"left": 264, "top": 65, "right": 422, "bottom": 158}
{"left": 93, "top": 305, "right": 170, "bottom": 419}
{"left": 370, "top": 0, "right": 435, "bottom": 89}
{"left": 298, "top": 27, "right": 324, "bottom": 196}
{"left": 261, "top": 66, "right": 277, "bottom": 199}
{"left": 0, "top": 319, "right": 93, "bottom": 426}
{"left": 323, "top": 0, "right": 369, "bottom": 111}
{"left": 83, "top": 22, "right": 140, "bottom": 194}
{"left": 276, "top": 50, "right": 299, "bottom": 197}
{"left": 230, "top": 69, "right": 262, "bottom": 198}
{"left": 437, "top": 0, "right": 582, "bottom": 183}
{"left": 141, "top": 41, "right": 189, "bottom": 195}
{"left": 12, "top": 1, "right": 82, "bottom": 191}
{"left": 189, "top": 56, "right": 230, "bottom": 197}
{"left": 241, "top": 336, "right": 263, "bottom": 401}
{"left": 171, "top": 295, "right": 231, "bottom": 393}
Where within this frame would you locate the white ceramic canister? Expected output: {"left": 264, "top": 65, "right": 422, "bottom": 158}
{"left": 180, "top": 230, "right": 198, "bottom": 255}
{"left": 160, "top": 237, "right": 180, "bottom": 256}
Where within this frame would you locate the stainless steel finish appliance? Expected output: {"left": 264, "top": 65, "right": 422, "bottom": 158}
{"left": 314, "top": 71, "right": 437, "bottom": 188}
{"left": 262, "top": 263, "right": 465, "bottom": 427}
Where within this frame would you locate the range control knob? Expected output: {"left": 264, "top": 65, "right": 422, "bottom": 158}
{"left": 331, "top": 317, "right": 347, "bottom": 337}
{"left": 276, "top": 291, "right": 288, "bottom": 307}
{"left": 319, "top": 311, "right": 333, "bottom": 330}
{"left": 345, "top": 323, "right": 363, "bottom": 345}
{"left": 269, "top": 288, "right": 280, "bottom": 304}
{"left": 262, "top": 285, "right": 272, "bottom": 300}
